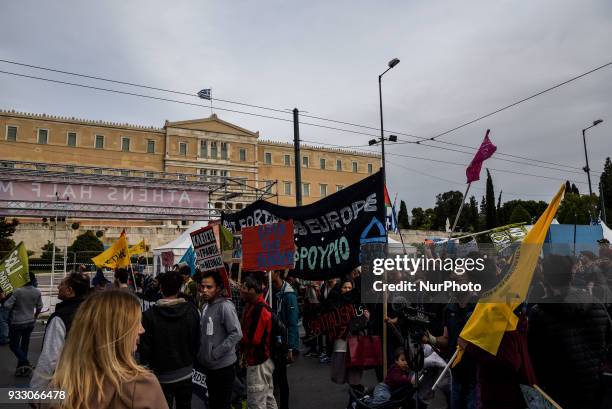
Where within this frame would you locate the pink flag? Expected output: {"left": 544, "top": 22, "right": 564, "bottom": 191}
{"left": 466, "top": 129, "right": 497, "bottom": 183}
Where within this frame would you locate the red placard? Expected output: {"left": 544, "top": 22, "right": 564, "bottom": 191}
{"left": 242, "top": 220, "right": 295, "bottom": 272}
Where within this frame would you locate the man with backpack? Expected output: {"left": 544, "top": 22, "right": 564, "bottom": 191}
{"left": 240, "top": 276, "right": 278, "bottom": 409}
{"left": 271, "top": 269, "right": 298, "bottom": 409}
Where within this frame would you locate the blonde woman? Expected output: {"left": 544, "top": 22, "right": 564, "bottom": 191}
{"left": 48, "top": 290, "right": 168, "bottom": 409}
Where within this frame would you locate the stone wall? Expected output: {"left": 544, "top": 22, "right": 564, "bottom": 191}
{"left": 12, "top": 222, "right": 191, "bottom": 256}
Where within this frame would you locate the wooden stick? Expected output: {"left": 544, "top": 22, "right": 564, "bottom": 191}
{"left": 448, "top": 183, "right": 472, "bottom": 240}
{"left": 431, "top": 349, "right": 458, "bottom": 391}
{"left": 533, "top": 385, "right": 563, "bottom": 409}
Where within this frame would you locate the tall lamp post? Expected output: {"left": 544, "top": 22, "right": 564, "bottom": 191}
{"left": 375, "top": 58, "right": 400, "bottom": 182}
{"left": 371, "top": 57, "right": 399, "bottom": 380}
{"left": 582, "top": 119, "right": 604, "bottom": 196}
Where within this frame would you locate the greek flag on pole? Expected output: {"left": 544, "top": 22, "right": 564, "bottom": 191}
{"left": 198, "top": 89, "right": 211, "bottom": 100}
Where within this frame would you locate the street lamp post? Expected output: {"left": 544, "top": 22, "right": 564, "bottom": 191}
{"left": 377, "top": 58, "right": 400, "bottom": 182}
{"left": 581, "top": 119, "right": 604, "bottom": 196}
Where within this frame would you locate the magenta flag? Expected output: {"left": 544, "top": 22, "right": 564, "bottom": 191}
{"left": 466, "top": 129, "right": 497, "bottom": 183}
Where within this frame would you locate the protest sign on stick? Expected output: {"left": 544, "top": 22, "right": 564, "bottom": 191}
{"left": 191, "top": 225, "right": 230, "bottom": 296}
{"left": 241, "top": 220, "right": 295, "bottom": 272}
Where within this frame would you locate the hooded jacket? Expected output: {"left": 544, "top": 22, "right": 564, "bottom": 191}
{"left": 140, "top": 298, "right": 200, "bottom": 383}
{"left": 528, "top": 289, "right": 612, "bottom": 408}
{"left": 272, "top": 281, "right": 299, "bottom": 350}
{"left": 196, "top": 296, "right": 242, "bottom": 370}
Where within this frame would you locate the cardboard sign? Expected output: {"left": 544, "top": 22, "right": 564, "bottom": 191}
{"left": 161, "top": 251, "right": 175, "bottom": 269}
{"left": 191, "top": 226, "right": 224, "bottom": 272}
{"left": 242, "top": 220, "right": 295, "bottom": 271}
{"left": 232, "top": 234, "right": 243, "bottom": 261}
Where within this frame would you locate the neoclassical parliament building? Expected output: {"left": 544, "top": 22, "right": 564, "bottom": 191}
{"left": 1, "top": 109, "right": 380, "bottom": 214}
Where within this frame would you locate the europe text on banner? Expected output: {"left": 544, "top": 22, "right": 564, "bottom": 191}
{"left": 190, "top": 226, "right": 224, "bottom": 272}
{"left": 128, "top": 240, "right": 147, "bottom": 256}
{"left": 454, "top": 184, "right": 565, "bottom": 365}
{"left": 242, "top": 220, "right": 295, "bottom": 272}
{"left": 0, "top": 242, "right": 30, "bottom": 293}
{"left": 91, "top": 231, "right": 130, "bottom": 269}
{"left": 222, "top": 171, "right": 386, "bottom": 279}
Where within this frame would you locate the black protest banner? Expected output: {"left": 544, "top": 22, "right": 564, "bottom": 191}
{"left": 222, "top": 170, "right": 386, "bottom": 279}
{"left": 306, "top": 290, "right": 367, "bottom": 339}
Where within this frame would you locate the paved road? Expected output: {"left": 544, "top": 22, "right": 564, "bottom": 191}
{"left": 0, "top": 324, "right": 446, "bottom": 409}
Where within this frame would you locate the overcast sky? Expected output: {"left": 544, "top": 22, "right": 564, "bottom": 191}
{"left": 1, "top": 0, "right": 611, "bottom": 209}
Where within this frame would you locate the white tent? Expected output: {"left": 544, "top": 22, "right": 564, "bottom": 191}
{"left": 152, "top": 221, "right": 208, "bottom": 274}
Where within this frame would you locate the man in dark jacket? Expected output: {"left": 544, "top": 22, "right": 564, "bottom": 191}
{"left": 30, "top": 273, "right": 90, "bottom": 388}
{"left": 5, "top": 272, "right": 43, "bottom": 376}
{"left": 140, "top": 272, "right": 201, "bottom": 409}
{"left": 529, "top": 254, "right": 612, "bottom": 409}
{"left": 271, "top": 269, "right": 299, "bottom": 409}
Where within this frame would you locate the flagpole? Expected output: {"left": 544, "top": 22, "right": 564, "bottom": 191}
{"left": 432, "top": 349, "right": 458, "bottom": 391}
{"left": 448, "top": 183, "right": 472, "bottom": 240}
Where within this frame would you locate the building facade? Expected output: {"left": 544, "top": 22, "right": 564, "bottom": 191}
{"left": 1, "top": 109, "right": 380, "bottom": 214}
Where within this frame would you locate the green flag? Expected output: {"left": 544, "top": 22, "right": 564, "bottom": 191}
{"left": 0, "top": 242, "right": 30, "bottom": 293}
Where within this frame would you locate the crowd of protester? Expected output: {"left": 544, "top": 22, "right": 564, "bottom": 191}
{"left": 0, "top": 240, "right": 611, "bottom": 408}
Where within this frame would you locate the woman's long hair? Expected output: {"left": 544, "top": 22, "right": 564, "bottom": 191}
{"left": 51, "top": 290, "right": 148, "bottom": 409}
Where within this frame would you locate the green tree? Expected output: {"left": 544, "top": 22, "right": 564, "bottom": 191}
{"left": 0, "top": 217, "right": 19, "bottom": 252}
{"left": 433, "top": 191, "right": 464, "bottom": 231}
{"left": 600, "top": 157, "right": 612, "bottom": 222}
{"left": 68, "top": 230, "right": 104, "bottom": 265}
{"left": 498, "top": 200, "right": 547, "bottom": 225}
{"left": 465, "top": 196, "right": 480, "bottom": 232}
{"left": 508, "top": 204, "right": 532, "bottom": 224}
{"left": 571, "top": 183, "right": 580, "bottom": 195}
{"left": 398, "top": 200, "right": 410, "bottom": 229}
{"left": 556, "top": 193, "right": 599, "bottom": 224}
{"left": 41, "top": 240, "right": 61, "bottom": 262}
{"left": 411, "top": 207, "right": 426, "bottom": 229}
{"left": 485, "top": 169, "right": 497, "bottom": 229}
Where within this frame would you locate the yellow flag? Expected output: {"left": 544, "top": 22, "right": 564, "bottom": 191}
{"left": 128, "top": 240, "right": 147, "bottom": 256}
{"left": 91, "top": 232, "right": 130, "bottom": 269}
{"left": 454, "top": 184, "right": 565, "bottom": 364}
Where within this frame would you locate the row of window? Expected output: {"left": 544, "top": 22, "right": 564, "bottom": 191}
{"left": 179, "top": 140, "right": 230, "bottom": 159}
{"left": 262, "top": 152, "right": 373, "bottom": 173}
{"left": 265, "top": 181, "right": 343, "bottom": 197}
{"left": 5, "top": 126, "right": 157, "bottom": 153}
{"left": 5, "top": 126, "right": 376, "bottom": 173}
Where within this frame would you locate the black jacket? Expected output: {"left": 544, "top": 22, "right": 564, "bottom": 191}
{"left": 48, "top": 297, "right": 85, "bottom": 335}
{"left": 140, "top": 299, "right": 201, "bottom": 383}
{"left": 528, "top": 289, "right": 612, "bottom": 408}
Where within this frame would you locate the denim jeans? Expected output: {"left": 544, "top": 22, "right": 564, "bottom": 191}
{"left": 9, "top": 323, "right": 35, "bottom": 367}
{"left": 0, "top": 305, "right": 9, "bottom": 344}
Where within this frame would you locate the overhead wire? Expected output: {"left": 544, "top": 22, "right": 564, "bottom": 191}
{"left": 0, "top": 68, "right": 600, "bottom": 185}
{"left": 1, "top": 58, "right": 608, "bottom": 174}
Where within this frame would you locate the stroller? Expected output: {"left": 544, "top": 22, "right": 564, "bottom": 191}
{"left": 348, "top": 384, "right": 417, "bottom": 409}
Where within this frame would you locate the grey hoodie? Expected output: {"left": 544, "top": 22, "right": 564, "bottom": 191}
{"left": 197, "top": 297, "right": 242, "bottom": 370}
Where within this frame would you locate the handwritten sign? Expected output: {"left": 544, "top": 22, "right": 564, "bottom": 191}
{"left": 242, "top": 220, "right": 295, "bottom": 271}
{"left": 161, "top": 251, "right": 175, "bottom": 270}
{"left": 232, "top": 234, "right": 243, "bottom": 261}
{"left": 190, "top": 226, "right": 224, "bottom": 272}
